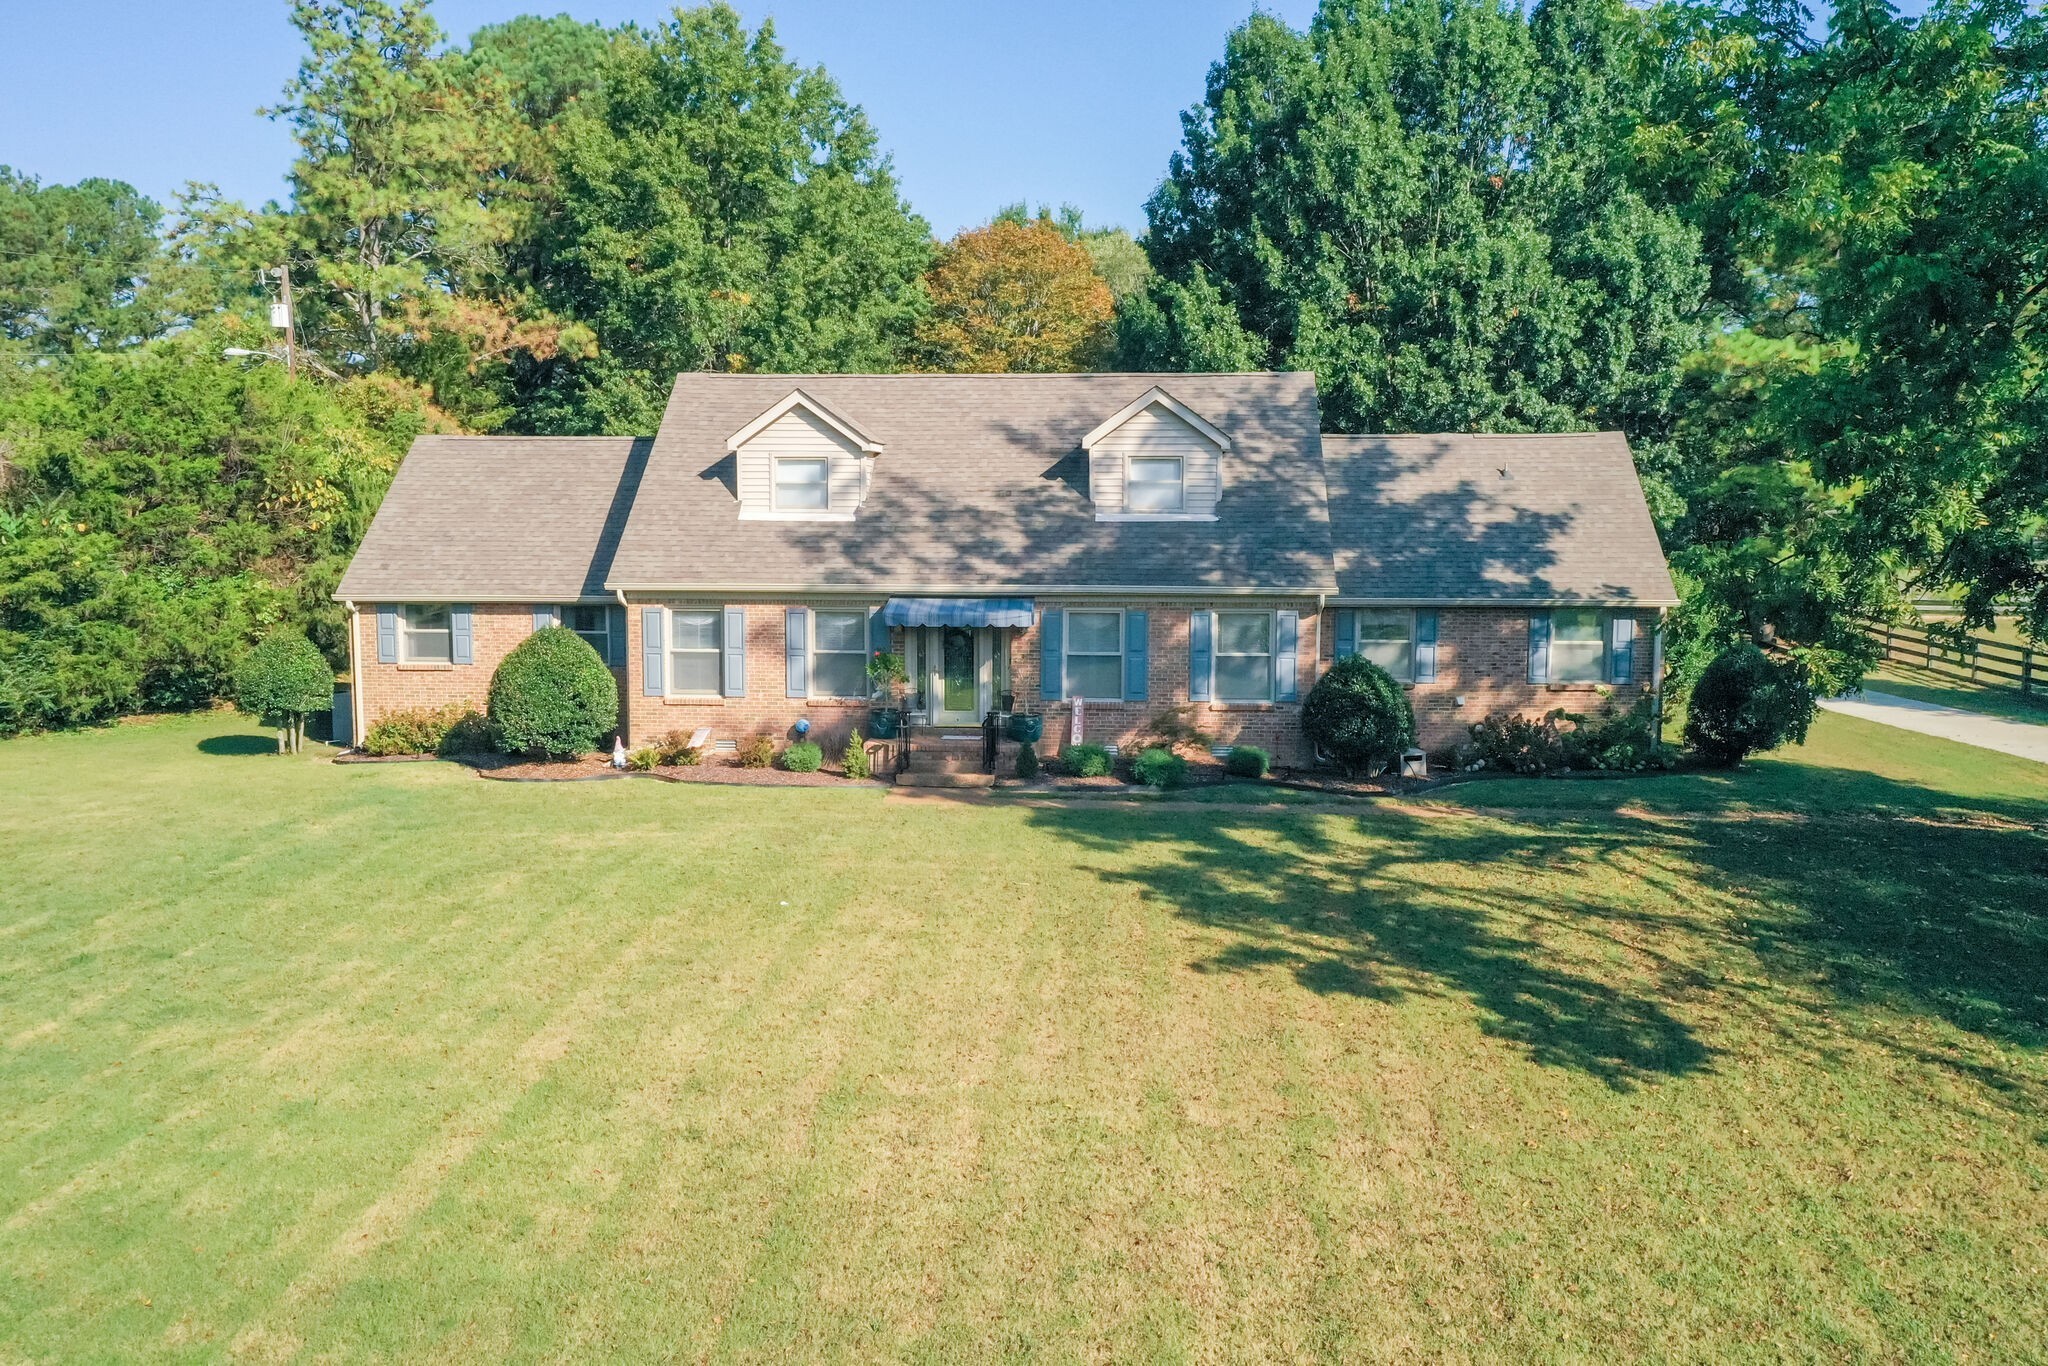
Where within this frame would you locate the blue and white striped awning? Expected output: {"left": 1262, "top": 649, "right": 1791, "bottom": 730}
{"left": 881, "top": 597, "right": 1036, "bottom": 628}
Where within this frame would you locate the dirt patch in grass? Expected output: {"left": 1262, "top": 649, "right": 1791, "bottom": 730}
{"left": 465, "top": 752, "right": 881, "bottom": 786}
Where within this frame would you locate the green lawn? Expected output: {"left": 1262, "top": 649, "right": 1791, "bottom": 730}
{"left": 2, "top": 713, "right": 2044, "bottom": 1360}
{"left": 1866, "top": 667, "right": 2048, "bottom": 727}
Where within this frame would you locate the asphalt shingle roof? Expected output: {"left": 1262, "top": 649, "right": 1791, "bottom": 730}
{"left": 334, "top": 436, "right": 648, "bottom": 602}
{"left": 603, "top": 372, "right": 1340, "bottom": 593}
{"left": 1321, "top": 432, "right": 1678, "bottom": 604}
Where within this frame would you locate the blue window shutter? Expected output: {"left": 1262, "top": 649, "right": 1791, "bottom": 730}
{"left": 722, "top": 607, "right": 746, "bottom": 696}
{"left": 641, "top": 607, "right": 664, "bottom": 696}
{"left": 1275, "top": 611, "right": 1300, "bottom": 702}
{"left": 1415, "top": 610, "right": 1439, "bottom": 683}
{"left": 1611, "top": 615, "right": 1637, "bottom": 684}
{"left": 1124, "top": 610, "right": 1149, "bottom": 701}
{"left": 451, "top": 607, "right": 473, "bottom": 665}
{"left": 1528, "top": 614, "right": 1551, "bottom": 684}
{"left": 868, "top": 605, "right": 890, "bottom": 659}
{"left": 1334, "top": 608, "right": 1357, "bottom": 660}
{"left": 606, "top": 605, "right": 626, "bottom": 667}
{"left": 786, "top": 607, "right": 809, "bottom": 698}
{"left": 532, "top": 606, "right": 555, "bottom": 634}
{"left": 1040, "top": 609, "right": 1063, "bottom": 700}
{"left": 376, "top": 607, "right": 398, "bottom": 664}
{"left": 1189, "top": 611, "right": 1213, "bottom": 702}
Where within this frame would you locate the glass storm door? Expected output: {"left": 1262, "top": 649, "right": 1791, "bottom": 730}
{"left": 940, "top": 627, "right": 977, "bottom": 721}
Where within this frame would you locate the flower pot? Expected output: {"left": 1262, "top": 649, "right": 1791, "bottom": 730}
{"left": 1004, "top": 712, "right": 1043, "bottom": 744}
{"left": 867, "top": 707, "right": 902, "bottom": 739}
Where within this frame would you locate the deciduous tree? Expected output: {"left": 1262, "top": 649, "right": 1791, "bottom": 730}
{"left": 917, "top": 216, "right": 1114, "bottom": 372}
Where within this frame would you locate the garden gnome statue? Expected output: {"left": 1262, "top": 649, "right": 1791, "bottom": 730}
{"left": 611, "top": 736, "right": 628, "bottom": 769}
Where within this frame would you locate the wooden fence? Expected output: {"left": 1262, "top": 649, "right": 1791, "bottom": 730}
{"left": 1867, "top": 618, "right": 2039, "bottom": 696}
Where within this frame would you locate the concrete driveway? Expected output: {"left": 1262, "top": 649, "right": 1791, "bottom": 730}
{"left": 1819, "top": 689, "right": 2048, "bottom": 765}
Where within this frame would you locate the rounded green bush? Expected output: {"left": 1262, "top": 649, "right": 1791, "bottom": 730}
{"left": 487, "top": 626, "right": 619, "bottom": 758}
{"left": 1015, "top": 742, "right": 1040, "bottom": 779}
{"left": 782, "top": 740, "right": 823, "bottom": 772}
{"left": 1302, "top": 656, "right": 1415, "bottom": 775}
{"left": 1062, "top": 742, "right": 1111, "bottom": 778}
{"left": 1224, "top": 745, "right": 1271, "bottom": 778}
{"left": 234, "top": 634, "right": 332, "bottom": 722}
{"left": 1133, "top": 746, "right": 1189, "bottom": 790}
{"left": 1683, "top": 642, "right": 1816, "bottom": 767}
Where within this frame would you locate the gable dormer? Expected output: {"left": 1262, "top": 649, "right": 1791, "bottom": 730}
{"left": 730, "top": 390, "right": 883, "bottom": 522}
{"left": 1081, "top": 386, "right": 1228, "bottom": 522}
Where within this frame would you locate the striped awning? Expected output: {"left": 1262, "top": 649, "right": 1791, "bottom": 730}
{"left": 881, "top": 597, "right": 1036, "bottom": 628}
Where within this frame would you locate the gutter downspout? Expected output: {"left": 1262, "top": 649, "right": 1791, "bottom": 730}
{"left": 342, "top": 599, "right": 363, "bottom": 751}
{"left": 1651, "top": 607, "right": 1668, "bottom": 748}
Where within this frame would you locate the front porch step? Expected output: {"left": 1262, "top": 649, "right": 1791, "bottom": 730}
{"left": 894, "top": 770, "right": 997, "bottom": 789}
{"left": 905, "top": 751, "right": 988, "bottom": 773}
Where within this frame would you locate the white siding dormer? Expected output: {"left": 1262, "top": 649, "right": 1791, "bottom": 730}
{"left": 730, "top": 391, "right": 882, "bottom": 522}
{"left": 1082, "top": 387, "right": 1228, "bottom": 522}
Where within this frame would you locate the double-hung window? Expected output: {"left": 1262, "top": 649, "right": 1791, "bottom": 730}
{"left": 811, "top": 610, "right": 868, "bottom": 698}
{"left": 1214, "top": 611, "right": 1273, "bottom": 701}
{"left": 1125, "top": 456, "right": 1184, "bottom": 513}
{"left": 1356, "top": 609, "right": 1414, "bottom": 681}
{"left": 1549, "top": 608, "right": 1607, "bottom": 683}
{"left": 563, "top": 604, "right": 609, "bottom": 658}
{"left": 1064, "top": 610, "right": 1123, "bottom": 700}
{"left": 774, "top": 458, "right": 830, "bottom": 511}
{"left": 669, "top": 609, "right": 723, "bottom": 695}
{"left": 400, "top": 605, "right": 452, "bottom": 664}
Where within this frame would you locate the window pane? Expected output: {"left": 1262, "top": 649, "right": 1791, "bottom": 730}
{"left": 1553, "top": 641, "right": 1605, "bottom": 683}
{"left": 1357, "top": 610, "right": 1409, "bottom": 644}
{"left": 564, "top": 605, "right": 604, "bottom": 633}
{"left": 672, "top": 651, "right": 721, "bottom": 693}
{"left": 405, "top": 605, "right": 449, "bottom": 632}
{"left": 1554, "top": 608, "right": 1603, "bottom": 643}
{"left": 775, "top": 459, "right": 830, "bottom": 509}
{"left": 404, "top": 630, "right": 451, "bottom": 664}
{"left": 1361, "top": 640, "right": 1413, "bottom": 679}
{"left": 1067, "top": 655, "right": 1122, "bottom": 700}
{"left": 1126, "top": 458, "right": 1183, "bottom": 512}
{"left": 1067, "top": 611, "right": 1120, "bottom": 654}
{"left": 1214, "top": 655, "right": 1271, "bottom": 701}
{"left": 671, "top": 610, "right": 720, "bottom": 651}
{"left": 1216, "top": 612, "right": 1270, "bottom": 655}
{"left": 815, "top": 611, "right": 865, "bottom": 652}
{"left": 814, "top": 651, "right": 867, "bottom": 698}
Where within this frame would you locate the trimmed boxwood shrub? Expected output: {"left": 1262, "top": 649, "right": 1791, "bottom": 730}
{"left": 487, "top": 626, "right": 619, "bottom": 758}
{"left": 782, "top": 740, "right": 823, "bottom": 772}
{"left": 361, "top": 703, "right": 492, "bottom": 757}
{"left": 233, "top": 633, "right": 333, "bottom": 753}
{"left": 842, "top": 731, "right": 870, "bottom": 779}
{"left": 1015, "top": 742, "right": 1039, "bottom": 779}
{"left": 1062, "top": 742, "right": 1112, "bottom": 777}
{"left": 1133, "top": 746, "right": 1189, "bottom": 790}
{"left": 1684, "top": 643, "right": 1817, "bottom": 767}
{"left": 1225, "top": 745, "right": 1271, "bottom": 778}
{"left": 1302, "top": 656, "right": 1415, "bottom": 775}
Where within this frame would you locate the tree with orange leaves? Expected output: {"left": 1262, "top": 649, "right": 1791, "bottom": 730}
{"left": 916, "top": 217, "right": 1114, "bottom": 373}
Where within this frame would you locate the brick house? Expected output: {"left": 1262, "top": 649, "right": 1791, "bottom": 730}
{"left": 335, "top": 372, "right": 1676, "bottom": 770}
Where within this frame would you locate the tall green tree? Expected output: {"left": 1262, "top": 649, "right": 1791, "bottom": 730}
{"left": 519, "top": 3, "right": 932, "bottom": 434}
{"left": 1124, "top": 0, "right": 1708, "bottom": 438}
{"left": 0, "top": 170, "right": 180, "bottom": 353}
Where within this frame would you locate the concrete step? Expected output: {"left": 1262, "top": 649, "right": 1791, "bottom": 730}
{"left": 905, "top": 751, "right": 988, "bottom": 773}
{"left": 894, "top": 770, "right": 997, "bottom": 789}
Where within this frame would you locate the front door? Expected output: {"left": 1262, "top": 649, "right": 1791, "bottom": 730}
{"left": 935, "top": 626, "right": 980, "bottom": 724}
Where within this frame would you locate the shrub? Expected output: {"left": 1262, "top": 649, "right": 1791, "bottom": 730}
{"left": 650, "top": 729, "right": 701, "bottom": 766}
{"left": 782, "top": 740, "right": 823, "bottom": 772}
{"left": 1062, "top": 742, "right": 1112, "bottom": 777}
{"left": 487, "top": 627, "right": 618, "bottom": 758}
{"left": 1459, "top": 711, "right": 1569, "bottom": 774}
{"left": 842, "top": 730, "right": 870, "bottom": 779}
{"left": 1684, "top": 643, "right": 1817, "bottom": 767}
{"left": 1015, "top": 742, "right": 1040, "bottom": 779}
{"left": 441, "top": 709, "right": 501, "bottom": 755}
{"left": 233, "top": 634, "right": 332, "bottom": 753}
{"left": 736, "top": 734, "right": 775, "bottom": 768}
{"left": 1135, "top": 704, "right": 1215, "bottom": 756}
{"left": 1133, "top": 746, "right": 1189, "bottom": 790}
{"left": 626, "top": 745, "right": 662, "bottom": 771}
{"left": 1302, "top": 656, "right": 1415, "bottom": 775}
{"left": 1224, "top": 745, "right": 1271, "bottom": 779}
{"left": 1558, "top": 697, "right": 1666, "bottom": 772}
{"left": 361, "top": 703, "right": 487, "bottom": 757}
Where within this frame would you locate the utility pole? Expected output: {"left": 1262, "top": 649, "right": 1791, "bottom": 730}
{"left": 278, "top": 264, "right": 297, "bottom": 380}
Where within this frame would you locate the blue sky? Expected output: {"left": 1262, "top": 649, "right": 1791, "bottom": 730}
{"left": 0, "top": 0, "right": 1318, "bottom": 238}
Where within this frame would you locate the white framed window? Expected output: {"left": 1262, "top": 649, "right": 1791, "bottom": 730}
{"left": 563, "top": 604, "right": 609, "bottom": 658}
{"left": 1064, "top": 609, "right": 1124, "bottom": 701}
{"left": 1357, "top": 609, "right": 1414, "bottom": 681}
{"left": 811, "top": 609, "right": 868, "bottom": 698}
{"left": 774, "top": 457, "right": 830, "bottom": 511}
{"left": 668, "top": 608, "right": 723, "bottom": 695}
{"left": 400, "top": 604, "right": 452, "bottom": 664}
{"left": 1214, "top": 611, "right": 1273, "bottom": 701}
{"left": 1549, "top": 607, "right": 1606, "bottom": 683}
{"left": 1125, "top": 455, "right": 1185, "bottom": 513}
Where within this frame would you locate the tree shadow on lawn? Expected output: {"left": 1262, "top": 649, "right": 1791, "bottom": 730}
{"left": 1024, "top": 766, "right": 2048, "bottom": 1095}
{"left": 196, "top": 733, "right": 278, "bottom": 757}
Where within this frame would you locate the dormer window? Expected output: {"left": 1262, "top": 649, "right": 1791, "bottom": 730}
{"left": 774, "top": 457, "right": 830, "bottom": 511}
{"left": 1125, "top": 456, "right": 1185, "bottom": 513}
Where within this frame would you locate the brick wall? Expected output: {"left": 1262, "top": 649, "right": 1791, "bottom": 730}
{"left": 353, "top": 604, "right": 626, "bottom": 736}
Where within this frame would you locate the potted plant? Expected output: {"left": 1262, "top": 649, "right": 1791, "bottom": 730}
{"left": 1003, "top": 710, "right": 1043, "bottom": 744}
{"left": 867, "top": 650, "right": 907, "bottom": 738}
